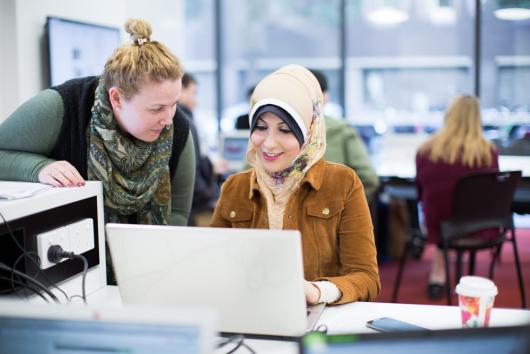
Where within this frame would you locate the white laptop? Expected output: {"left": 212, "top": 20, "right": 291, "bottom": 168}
{"left": 0, "top": 299, "right": 216, "bottom": 354}
{"left": 106, "top": 224, "right": 325, "bottom": 338}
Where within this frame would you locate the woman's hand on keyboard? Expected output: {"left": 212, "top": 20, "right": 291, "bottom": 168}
{"left": 304, "top": 280, "right": 321, "bottom": 305}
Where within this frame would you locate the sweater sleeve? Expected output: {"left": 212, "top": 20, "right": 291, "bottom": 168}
{"left": 345, "top": 129, "right": 380, "bottom": 199}
{"left": 169, "top": 131, "right": 196, "bottom": 226}
{"left": 0, "top": 89, "right": 64, "bottom": 182}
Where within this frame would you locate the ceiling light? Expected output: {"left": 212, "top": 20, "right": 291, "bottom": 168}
{"left": 430, "top": 6, "right": 457, "bottom": 25}
{"left": 368, "top": 6, "right": 409, "bottom": 25}
{"left": 494, "top": 7, "right": 530, "bottom": 20}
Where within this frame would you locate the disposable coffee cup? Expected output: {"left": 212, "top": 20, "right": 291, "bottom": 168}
{"left": 455, "top": 276, "right": 498, "bottom": 328}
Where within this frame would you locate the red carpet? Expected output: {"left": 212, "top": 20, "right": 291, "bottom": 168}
{"left": 377, "top": 228, "right": 530, "bottom": 309}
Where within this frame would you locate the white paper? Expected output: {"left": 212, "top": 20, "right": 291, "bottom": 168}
{"left": 0, "top": 182, "right": 53, "bottom": 200}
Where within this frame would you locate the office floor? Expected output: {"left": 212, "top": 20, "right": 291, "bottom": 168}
{"left": 377, "top": 228, "right": 530, "bottom": 309}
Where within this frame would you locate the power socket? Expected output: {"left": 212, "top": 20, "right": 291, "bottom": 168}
{"left": 36, "top": 218, "right": 94, "bottom": 269}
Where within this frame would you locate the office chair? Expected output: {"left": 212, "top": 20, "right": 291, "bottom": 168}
{"left": 392, "top": 170, "right": 526, "bottom": 308}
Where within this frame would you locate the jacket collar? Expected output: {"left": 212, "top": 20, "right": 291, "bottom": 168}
{"left": 248, "top": 158, "right": 325, "bottom": 199}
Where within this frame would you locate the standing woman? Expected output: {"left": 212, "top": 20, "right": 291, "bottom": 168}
{"left": 211, "top": 65, "right": 380, "bottom": 305}
{"left": 416, "top": 95, "right": 499, "bottom": 299}
{"left": 0, "top": 19, "right": 195, "bottom": 226}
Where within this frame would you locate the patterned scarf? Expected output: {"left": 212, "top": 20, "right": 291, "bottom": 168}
{"left": 87, "top": 80, "right": 173, "bottom": 224}
{"left": 248, "top": 100, "right": 326, "bottom": 229}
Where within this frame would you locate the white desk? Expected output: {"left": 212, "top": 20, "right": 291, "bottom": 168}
{"left": 88, "top": 286, "right": 530, "bottom": 354}
{"left": 374, "top": 154, "right": 530, "bottom": 179}
{"left": 318, "top": 301, "right": 530, "bottom": 334}
{"left": 0, "top": 181, "right": 107, "bottom": 300}
{"left": 372, "top": 133, "right": 530, "bottom": 178}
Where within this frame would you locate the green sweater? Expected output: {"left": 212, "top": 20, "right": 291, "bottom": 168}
{"left": 0, "top": 89, "right": 195, "bottom": 226}
{"left": 324, "top": 116, "right": 379, "bottom": 199}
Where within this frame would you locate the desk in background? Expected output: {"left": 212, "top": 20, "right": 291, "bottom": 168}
{"left": 374, "top": 154, "right": 530, "bottom": 213}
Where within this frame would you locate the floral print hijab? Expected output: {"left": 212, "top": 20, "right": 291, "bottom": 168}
{"left": 247, "top": 64, "right": 327, "bottom": 229}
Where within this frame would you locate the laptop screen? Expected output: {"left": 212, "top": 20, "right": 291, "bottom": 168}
{"left": 221, "top": 132, "right": 249, "bottom": 171}
{"left": 302, "top": 326, "right": 530, "bottom": 354}
{"left": 0, "top": 316, "right": 202, "bottom": 354}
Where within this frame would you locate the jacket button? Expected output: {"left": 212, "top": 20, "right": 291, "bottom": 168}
{"left": 322, "top": 208, "right": 330, "bottom": 215}
{"left": 229, "top": 211, "right": 237, "bottom": 218}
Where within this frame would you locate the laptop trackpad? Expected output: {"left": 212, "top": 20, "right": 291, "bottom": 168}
{"left": 306, "top": 303, "right": 326, "bottom": 331}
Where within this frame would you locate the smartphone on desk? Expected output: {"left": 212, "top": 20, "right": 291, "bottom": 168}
{"left": 366, "top": 317, "right": 429, "bottom": 332}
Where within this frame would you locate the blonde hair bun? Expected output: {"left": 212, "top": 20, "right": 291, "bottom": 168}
{"left": 125, "top": 18, "right": 152, "bottom": 44}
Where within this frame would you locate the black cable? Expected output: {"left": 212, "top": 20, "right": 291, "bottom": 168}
{"left": 0, "top": 210, "right": 68, "bottom": 302}
{"left": 0, "top": 275, "right": 49, "bottom": 302}
{"left": 48, "top": 246, "right": 88, "bottom": 304}
{"left": 241, "top": 342, "right": 256, "bottom": 354}
{"left": 11, "top": 251, "right": 69, "bottom": 302}
{"left": 217, "top": 335, "right": 255, "bottom": 354}
{"left": 0, "top": 210, "right": 26, "bottom": 253}
{"left": 0, "top": 209, "right": 31, "bottom": 298}
{"left": 0, "top": 263, "right": 58, "bottom": 302}
{"left": 225, "top": 336, "right": 244, "bottom": 354}
{"left": 217, "top": 335, "right": 242, "bottom": 349}
{"left": 0, "top": 263, "right": 59, "bottom": 302}
{"left": 71, "top": 254, "right": 88, "bottom": 304}
{"left": 12, "top": 251, "right": 42, "bottom": 299}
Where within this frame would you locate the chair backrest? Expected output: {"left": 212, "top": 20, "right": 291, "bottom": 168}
{"left": 441, "top": 170, "right": 521, "bottom": 241}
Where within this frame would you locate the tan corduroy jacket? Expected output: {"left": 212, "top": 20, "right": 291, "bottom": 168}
{"left": 210, "top": 159, "right": 380, "bottom": 304}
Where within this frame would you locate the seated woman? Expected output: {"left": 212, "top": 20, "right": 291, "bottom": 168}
{"left": 210, "top": 64, "right": 380, "bottom": 305}
{"left": 416, "top": 95, "right": 499, "bottom": 300}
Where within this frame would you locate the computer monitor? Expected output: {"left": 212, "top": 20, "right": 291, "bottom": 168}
{"left": 220, "top": 131, "right": 250, "bottom": 172}
{"left": 45, "top": 16, "right": 121, "bottom": 87}
{"left": 301, "top": 325, "right": 530, "bottom": 354}
{"left": 0, "top": 300, "right": 216, "bottom": 354}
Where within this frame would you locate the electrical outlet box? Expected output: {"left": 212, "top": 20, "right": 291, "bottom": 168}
{"left": 37, "top": 218, "right": 94, "bottom": 270}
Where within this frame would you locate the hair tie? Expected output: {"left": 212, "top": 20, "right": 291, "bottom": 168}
{"left": 137, "top": 37, "right": 149, "bottom": 46}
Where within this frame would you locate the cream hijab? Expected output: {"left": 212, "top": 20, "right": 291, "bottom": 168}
{"left": 247, "top": 64, "right": 327, "bottom": 229}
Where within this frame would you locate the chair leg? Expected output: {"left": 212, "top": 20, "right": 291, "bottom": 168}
{"left": 392, "top": 240, "right": 411, "bottom": 303}
{"left": 468, "top": 251, "right": 476, "bottom": 276}
{"left": 509, "top": 229, "right": 526, "bottom": 308}
{"left": 496, "top": 242, "right": 504, "bottom": 263}
{"left": 456, "top": 251, "right": 463, "bottom": 283}
{"left": 489, "top": 245, "right": 501, "bottom": 280}
{"left": 443, "top": 244, "right": 452, "bottom": 305}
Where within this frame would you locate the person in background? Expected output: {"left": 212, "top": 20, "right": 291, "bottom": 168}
{"left": 234, "top": 86, "right": 256, "bottom": 130}
{"left": 178, "top": 73, "right": 229, "bottom": 226}
{"left": 416, "top": 95, "right": 499, "bottom": 300}
{"left": 309, "top": 69, "right": 380, "bottom": 201}
{"left": 211, "top": 65, "right": 380, "bottom": 305}
{"left": 0, "top": 19, "right": 196, "bottom": 282}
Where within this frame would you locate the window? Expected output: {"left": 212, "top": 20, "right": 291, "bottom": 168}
{"left": 480, "top": 0, "right": 530, "bottom": 128}
{"left": 345, "top": 0, "right": 475, "bottom": 134}
{"left": 183, "top": 0, "right": 217, "bottom": 151}
{"left": 220, "top": 0, "right": 341, "bottom": 130}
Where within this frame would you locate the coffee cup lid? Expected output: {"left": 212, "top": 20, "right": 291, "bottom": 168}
{"left": 455, "top": 276, "right": 498, "bottom": 297}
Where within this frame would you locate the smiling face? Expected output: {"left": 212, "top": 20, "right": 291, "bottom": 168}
{"left": 250, "top": 112, "right": 301, "bottom": 172}
{"left": 109, "top": 77, "right": 182, "bottom": 142}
